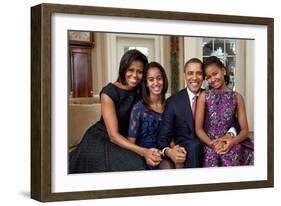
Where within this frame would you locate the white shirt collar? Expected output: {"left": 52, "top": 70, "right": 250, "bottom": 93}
{"left": 186, "top": 87, "right": 200, "bottom": 108}
{"left": 186, "top": 87, "right": 200, "bottom": 98}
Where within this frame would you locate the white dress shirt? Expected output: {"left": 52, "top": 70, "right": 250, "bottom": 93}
{"left": 186, "top": 87, "right": 200, "bottom": 110}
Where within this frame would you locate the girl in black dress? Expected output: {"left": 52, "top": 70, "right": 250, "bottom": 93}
{"left": 69, "top": 49, "right": 161, "bottom": 173}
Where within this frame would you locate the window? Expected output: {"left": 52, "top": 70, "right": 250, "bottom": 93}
{"left": 107, "top": 34, "right": 163, "bottom": 82}
{"left": 124, "top": 46, "right": 149, "bottom": 57}
{"left": 184, "top": 37, "right": 254, "bottom": 131}
{"left": 202, "top": 38, "right": 237, "bottom": 90}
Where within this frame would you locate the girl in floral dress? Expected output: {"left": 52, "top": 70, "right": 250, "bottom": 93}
{"left": 195, "top": 56, "right": 253, "bottom": 167}
{"left": 127, "top": 62, "right": 168, "bottom": 169}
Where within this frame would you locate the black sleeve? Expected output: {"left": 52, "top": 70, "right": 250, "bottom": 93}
{"left": 100, "top": 83, "right": 118, "bottom": 103}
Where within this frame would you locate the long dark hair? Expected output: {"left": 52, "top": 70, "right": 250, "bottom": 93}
{"left": 203, "top": 56, "right": 230, "bottom": 85}
{"left": 142, "top": 62, "right": 168, "bottom": 108}
{"left": 116, "top": 49, "right": 148, "bottom": 87}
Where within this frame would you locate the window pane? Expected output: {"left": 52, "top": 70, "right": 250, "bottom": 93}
{"left": 226, "top": 40, "right": 236, "bottom": 55}
{"left": 135, "top": 47, "right": 149, "bottom": 56}
{"left": 202, "top": 38, "right": 213, "bottom": 56}
{"left": 124, "top": 46, "right": 149, "bottom": 56}
{"left": 226, "top": 56, "right": 236, "bottom": 90}
{"left": 124, "top": 47, "right": 129, "bottom": 53}
{"left": 213, "top": 39, "right": 225, "bottom": 60}
{"left": 226, "top": 56, "right": 236, "bottom": 73}
{"left": 214, "top": 39, "right": 224, "bottom": 52}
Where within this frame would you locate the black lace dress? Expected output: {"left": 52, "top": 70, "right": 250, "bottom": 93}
{"left": 69, "top": 83, "right": 146, "bottom": 173}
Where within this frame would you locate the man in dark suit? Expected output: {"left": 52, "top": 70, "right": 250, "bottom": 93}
{"left": 157, "top": 58, "right": 204, "bottom": 168}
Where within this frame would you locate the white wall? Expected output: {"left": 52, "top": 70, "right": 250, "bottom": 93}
{"left": 0, "top": 0, "right": 280, "bottom": 206}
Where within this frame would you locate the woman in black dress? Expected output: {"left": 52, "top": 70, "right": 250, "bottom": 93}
{"left": 69, "top": 49, "right": 161, "bottom": 173}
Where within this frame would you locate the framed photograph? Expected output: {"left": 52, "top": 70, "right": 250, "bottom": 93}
{"left": 31, "top": 3, "right": 274, "bottom": 202}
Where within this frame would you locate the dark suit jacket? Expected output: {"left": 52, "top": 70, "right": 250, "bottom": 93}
{"left": 158, "top": 88, "right": 201, "bottom": 151}
{"left": 158, "top": 88, "right": 243, "bottom": 168}
{"left": 157, "top": 88, "right": 203, "bottom": 168}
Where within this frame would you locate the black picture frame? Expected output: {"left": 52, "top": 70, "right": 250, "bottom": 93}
{"left": 31, "top": 3, "right": 274, "bottom": 202}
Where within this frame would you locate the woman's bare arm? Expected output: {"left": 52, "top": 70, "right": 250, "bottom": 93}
{"left": 101, "top": 93, "right": 161, "bottom": 164}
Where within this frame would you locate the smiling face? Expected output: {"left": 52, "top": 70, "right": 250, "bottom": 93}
{"left": 204, "top": 64, "right": 226, "bottom": 90}
{"left": 124, "top": 60, "right": 144, "bottom": 89}
{"left": 184, "top": 62, "right": 204, "bottom": 94}
{"left": 146, "top": 67, "right": 164, "bottom": 96}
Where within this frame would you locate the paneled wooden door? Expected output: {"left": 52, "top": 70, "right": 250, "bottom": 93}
{"left": 69, "top": 45, "right": 93, "bottom": 97}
